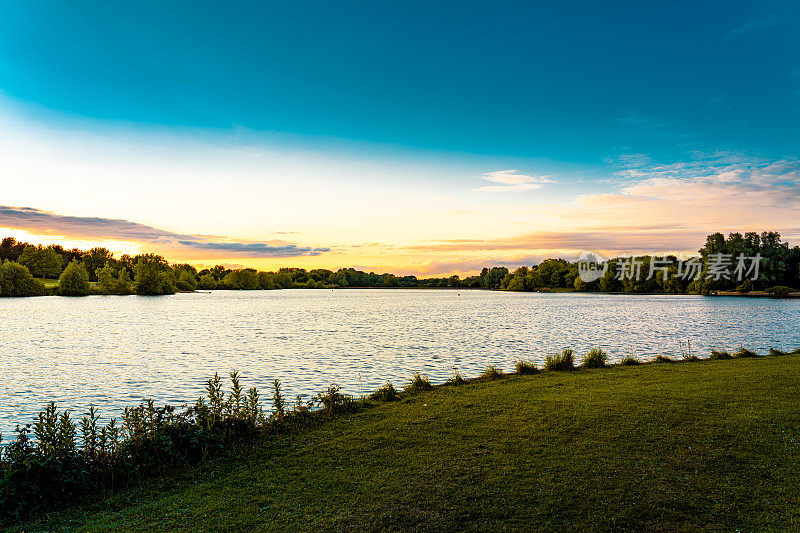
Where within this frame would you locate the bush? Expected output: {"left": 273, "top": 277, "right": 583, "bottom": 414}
{"left": 734, "top": 346, "right": 759, "bottom": 358}
{"left": 769, "top": 348, "right": 787, "bottom": 356}
{"left": 619, "top": 356, "right": 640, "bottom": 366}
{"left": 479, "top": 365, "right": 504, "bottom": 381}
{"left": 581, "top": 348, "right": 607, "bottom": 369}
{"left": 710, "top": 350, "right": 732, "bottom": 360}
{"left": 0, "top": 261, "right": 47, "bottom": 297}
{"left": 403, "top": 372, "right": 433, "bottom": 394}
{"left": 514, "top": 360, "right": 539, "bottom": 375}
{"left": 545, "top": 349, "right": 575, "bottom": 371}
{"left": 736, "top": 279, "right": 752, "bottom": 293}
{"left": 653, "top": 355, "right": 675, "bottom": 363}
{"left": 446, "top": 371, "right": 466, "bottom": 385}
{"left": 58, "top": 261, "right": 91, "bottom": 296}
{"left": 369, "top": 382, "right": 401, "bottom": 402}
{"left": 766, "top": 286, "right": 794, "bottom": 297}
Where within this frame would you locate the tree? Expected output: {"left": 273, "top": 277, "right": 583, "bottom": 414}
{"left": 133, "top": 258, "right": 176, "bottom": 295}
{"left": 176, "top": 270, "right": 198, "bottom": 291}
{"left": 198, "top": 273, "right": 218, "bottom": 290}
{"left": 0, "top": 261, "right": 47, "bottom": 296}
{"left": 96, "top": 262, "right": 132, "bottom": 295}
{"left": 18, "top": 246, "right": 63, "bottom": 279}
{"left": 82, "top": 248, "right": 115, "bottom": 281}
{"left": 222, "top": 269, "right": 260, "bottom": 290}
{"left": 58, "top": 261, "right": 91, "bottom": 296}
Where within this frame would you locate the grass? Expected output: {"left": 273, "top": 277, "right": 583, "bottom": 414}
{"left": 22, "top": 355, "right": 800, "bottom": 532}
{"left": 41, "top": 278, "right": 59, "bottom": 289}
{"left": 514, "top": 360, "right": 539, "bottom": 375}
{"left": 544, "top": 348, "right": 575, "bottom": 371}
{"left": 619, "top": 355, "right": 641, "bottom": 366}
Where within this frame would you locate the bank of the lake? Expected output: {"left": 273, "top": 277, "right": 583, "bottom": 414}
{"left": 22, "top": 355, "right": 800, "bottom": 532}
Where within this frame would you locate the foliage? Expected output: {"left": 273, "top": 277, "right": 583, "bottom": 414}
{"left": 734, "top": 346, "right": 759, "bottom": 358}
{"left": 0, "top": 261, "right": 47, "bottom": 297}
{"left": 445, "top": 371, "right": 467, "bottom": 385}
{"left": 479, "top": 365, "right": 504, "bottom": 381}
{"left": 96, "top": 262, "right": 133, "bottom": 295}
{"left": 222, "top": 269, "right": 260, "bottom": 290}
{"left": 581, "top": 347, "right": 608, "bottom": 368}
{"left": 197, "top": 273, "right": 218, "bottom": 290}
{"left": 710, "top": 350, "right": 732, "bottom": 360}
{"left": 403, "top": 372, "right": 433, "bottom": 394}
{"left": 58, "top": 261, "right": 91, "bottom": 296}
{"left": 175, "top": 270, "right": 198, "bottom": 292}
{"left": 619, "top": 356, "right": 640, "bottom": 366}
{"left": 514, "top": 360, "right": 539, "bottom": 375}
{"left": 133, "top": 256, "right": 176, "bottom": 296}
{"left": 653, "top": 355, "right": 676, "bottom": 363}
{"left": 4, "top": 230, "right": 800, "bottom": 296}
{"left": 766, "top": 285, "right": 794, "bottom": 297}
{"left": 545, "top": 349, "right": 575, "bottom": 371}
{"left": 18, "top": 246, "right": 63, "bottom": 279}
{"left": 369, "top": 382, "right": 401, "bottom": 402}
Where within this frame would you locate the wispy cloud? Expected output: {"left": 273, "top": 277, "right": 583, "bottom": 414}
{"left": 472, "top": 170, "right": 554, "bottom": 192}
{"left": 725, "top": 16, "right": 785, "bottom": 38}
{"left": 0, "top": 206, "right": 329, "bottom": 258}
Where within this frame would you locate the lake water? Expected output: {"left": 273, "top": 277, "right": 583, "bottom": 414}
{"left": 2, "top": 289, "right": 799, "bottom": 437}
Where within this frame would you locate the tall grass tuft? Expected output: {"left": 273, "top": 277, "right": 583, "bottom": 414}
{"left": 735, "top": 346, "right": 759, "bottom": 358}
{"left": 653, "top": 355, "right": 675, "bottom": 363}
{"left": 769, "top": 348, "right": 787, "bottom": 356}
{"left": 369, "top": 382, "right": 401, "bottom": 402}
{"left": 446, "top": 370, "right": 467, "bottom": 385}
{"left": 514, "top": 360, "right": 539, "bottom": 375}
{"left": 545, "top": 349, "right": 575, "bottom": 371}
{"left": 480, "top": 365, "right": 504, "bottom": 381}
{"left": 581, "top": 348, "right": 607, "bottom": 369}
{"left": 619, "top": 356, "right": 641, "bottom": 366}
{"left": 710, "top": 350, "right": 732, "bottom": 360}
{"left": 404, "top": 372, "right": 433, "bottom": 394}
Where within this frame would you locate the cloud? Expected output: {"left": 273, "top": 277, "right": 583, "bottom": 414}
{"left": 472, "top": 170, "right": 554, "bottom": 192}
{"left": 177, "top": 240, "right": 329, "bottom": 257}
{"left": 725, "top": 16, "right": 785, "bottom": 38}
{"left": 0, "top": 206, "right": 329, "bottom": 258}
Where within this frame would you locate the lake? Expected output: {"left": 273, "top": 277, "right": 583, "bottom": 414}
{"left": 2, "top": 289, "right": 799, "bottom": 436}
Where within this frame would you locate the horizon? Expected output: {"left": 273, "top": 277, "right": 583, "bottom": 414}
{"left": 2, "top": 1, "right": 799, "bottom": 276}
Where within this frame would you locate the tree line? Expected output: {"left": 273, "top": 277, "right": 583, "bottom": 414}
{"left": 0, "top": 231, "right": 797, "bottom": 297}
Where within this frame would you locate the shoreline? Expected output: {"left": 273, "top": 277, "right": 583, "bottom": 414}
{"left": 12, "top": 352, "right": 800, "bottom": 532}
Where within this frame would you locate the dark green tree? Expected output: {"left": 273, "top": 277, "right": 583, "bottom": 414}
{"left": 58, "top": 260, "right": 91, "bottom": 296}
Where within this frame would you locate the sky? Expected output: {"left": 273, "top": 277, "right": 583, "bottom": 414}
{"left": 1, "top": 1, "right": 799, "bottom": 275}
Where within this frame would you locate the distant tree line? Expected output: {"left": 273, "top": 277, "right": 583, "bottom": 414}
{"left": 1, "top": 231, "right": 798, "bottom": 297}
{"left": 500, "top": 231, "right": 800, "bottom": 294}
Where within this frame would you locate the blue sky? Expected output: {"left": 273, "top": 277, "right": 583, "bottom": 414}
{"left": 1, "top": 1, "right": 799, "bottom": 274}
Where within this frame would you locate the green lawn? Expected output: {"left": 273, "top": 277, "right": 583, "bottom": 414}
{"left": 21, "top": 356, "right": 800, "bottom": 532}
{"left": 41, "top": 278, "right": 59, "bottom": 289}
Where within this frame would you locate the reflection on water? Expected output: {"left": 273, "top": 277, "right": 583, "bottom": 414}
{"left": 1, "top": 289, "right": 798, "bottom": 435}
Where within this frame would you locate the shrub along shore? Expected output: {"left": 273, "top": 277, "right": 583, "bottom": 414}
{"left": 2, "top": 346, "right": 800, "bottom": 528}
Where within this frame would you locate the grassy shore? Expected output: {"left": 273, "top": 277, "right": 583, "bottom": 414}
{"left": 16, "top": 355, "right": 800, "bottom": 532}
